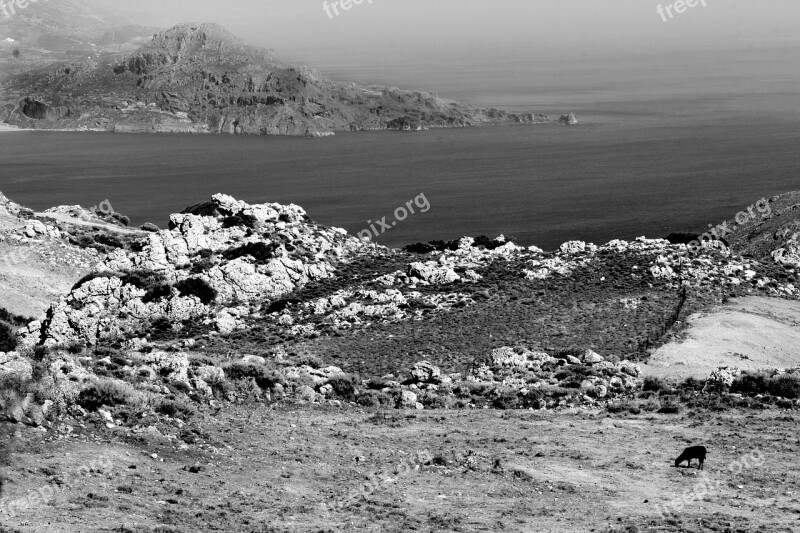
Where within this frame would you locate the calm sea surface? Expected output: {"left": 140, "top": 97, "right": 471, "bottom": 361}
{"left": 1, "top": 46, "right": 799, "bottom": 250}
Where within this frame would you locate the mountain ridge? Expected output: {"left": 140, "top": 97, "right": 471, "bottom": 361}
{"left": 1, "top": 22, "right": 573, "bottom": 135}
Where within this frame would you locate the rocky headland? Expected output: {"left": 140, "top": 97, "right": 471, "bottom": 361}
{"left": 0, "top": 22, "right": 576, "bottom": 136}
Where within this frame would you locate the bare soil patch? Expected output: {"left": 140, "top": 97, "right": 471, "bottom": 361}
{"left": 1, "top": 407, "right": 798, "bottom": 532}
{"left": 643, "top": 297, "right": 800, "bottom": 381}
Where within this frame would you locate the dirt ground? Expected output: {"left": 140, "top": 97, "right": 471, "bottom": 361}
{"left": 1, "top": 406, "right": 798, "bottom": 533}
{"left": 642, "top": 296, "right": 800, "bottom": 381}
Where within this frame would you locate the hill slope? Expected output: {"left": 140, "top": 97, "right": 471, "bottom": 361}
{"left": 0, "top": 0, "right": 156, "bottom": 82}
{"left": 1, "top": 22, "right": 568, "bottom": 135}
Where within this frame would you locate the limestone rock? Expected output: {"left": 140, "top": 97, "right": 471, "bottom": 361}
{"left": 581, "top": 350, "right": 605, "bottom": 364}
{"left": 408, "top": 262, "right": 460, "bottom": 284}
{"left": 28, "top": 194, "right": 370, "bottom": 347}
{"left": 0, "top": 352, "right": 33, "bottom": 380}
{"left": 141, "top": 351, "right": 190, "bottom": 385}
{"left": 411, "top": 361, "right": 442, "bottom": 384}
{"left": 399, "top": 390, "right": 418, "bottom": 409}
{"left": 298, "top": 385, "right": 317, "bottom": 402}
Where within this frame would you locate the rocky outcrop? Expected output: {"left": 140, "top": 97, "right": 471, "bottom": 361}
{"left": 25, "top": 193, "right": 369, "bottom": 346}
{"left": 559, "top": 113, "right": 578, "bottom": 125}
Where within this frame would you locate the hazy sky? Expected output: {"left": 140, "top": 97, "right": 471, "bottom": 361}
{"left": 99, "top": 0, "right": 800, "bottom": 65}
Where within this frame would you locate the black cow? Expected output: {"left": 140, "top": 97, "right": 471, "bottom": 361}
{"left": 674, "top": 445, "right": 707, "bottom": 470}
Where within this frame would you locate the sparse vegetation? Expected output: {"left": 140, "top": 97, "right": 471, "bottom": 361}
{"left": 76, "top": 379, "right": 139, "bottom": 411}
{"left": 223, "top": 362, "right": 284, "bottom": 390}
{"left": 140, "top": 222, "right": 160, "bottom": 232}
{"left": 731, "top": 371, "right": 800, "bottom": 399}
{"left": 221, "top": 242, "right": 279, "bottom": 263}
{"left": 0, "top": 322, "right": 18, "bottom": 352}
{"left": 120, "top": 270, "right": 172, "bottom": 303}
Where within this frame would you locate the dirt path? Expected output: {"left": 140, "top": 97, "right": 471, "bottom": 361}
{"left": 0, "top": 205, "right": 143, "bottom": 317}
{"left": 642, "top": 296, "right": 800, "bottom": 381}
{"left": 33, "top": 212, "right": 145, "bottom": 236}
{"left": 1, "top": 407, "right": 797, "bottom": 532}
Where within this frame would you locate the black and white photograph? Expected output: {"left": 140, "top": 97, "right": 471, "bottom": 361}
{"left": 1, "top": 1, "right": 799, "bottom": 531}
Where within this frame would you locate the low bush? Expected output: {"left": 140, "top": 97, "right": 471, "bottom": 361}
{"left": 642, "top": 376, "right": 670, "bottom": 393}
{"left": 730, "top": 372, "right": 800, "bottom": 399}
{"left": 156, "top": 399, "right": 197, "bottom": 419}
{"left": 32, "top": 345, "right": 48, "bottom": 361}
{"left": 222, "top": 213, "right": 258, "bottom": 229}
{"left": 0, "top": 307, "right": 32, "bottom": 326}
{"left": 120, "top": 270, "right": 172, "bottom": 303}
{"left": 181, "top": 201, "right": 219, "bottom": 217}
{"left": 224, "top": 362, "right": 284, "bottom": 390}
{"left": 491, "top": 388, "right": 520, "bottom": 409}
{"left": 0, "top": 322, "right": 18, "bottom": 352}
{"left": 175, "top": 278, "right": 217, "bottom": 304}
{"left": 72, "top": 271, "right": 117, "bottom": 290}
{"left": 140, "top": 222, "right": 160, "bottom": 232}
{"left": 222, "top": 242, "right": 279, "bottom": 263}
{"left": 327, "top": 374, "right": 358, "bottom": 402}
{"left": 77, "top": 379, "right": 137, "bottom": 411}
{"left": 767, "top": 375, "right": 800, "bottom": 399}
{"left": 607, "top": 400, "right": 641, "bottom": 415}
{"left": 296, "top": 353, "right": 323, "bottom": 369}
{"left": 730, "top": 372, "right": 769, "bottom": 396}
{"left": 472, "top": 235, "right": 510, "bottom": 250}
{"left": 403, "top": 239, "right": 460, "bottom": 254}
{"left": 677, "top": 377, "right": 704, "bottom": 391}
{"left": 638, "top": 397, "right": 662, "bottom": 412}
{"left": 110, "top": 213, "right": 130, "bottom": 227}
{"left": 657, "top": 403, "right": 682, "bottom": 414}
{"left": 357, "top": 392, "right": 382, "bottom": 408}
{"left": 93, "top": 233, "right": 124, "bottom": 249}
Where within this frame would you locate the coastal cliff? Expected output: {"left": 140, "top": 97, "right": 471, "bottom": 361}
{"left": 1, "top": 23, "right": 571, "bottom": 135}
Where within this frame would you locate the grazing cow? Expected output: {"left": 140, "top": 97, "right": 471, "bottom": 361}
{"left": 674, "top": 445, "right": 707, "bottom": 470}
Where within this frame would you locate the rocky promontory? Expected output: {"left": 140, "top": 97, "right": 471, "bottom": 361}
{"left": 1, "top": 23, "right": 574, "bottom": 136}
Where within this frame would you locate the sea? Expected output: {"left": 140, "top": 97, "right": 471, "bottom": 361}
{"left": 1, "top": 45, "right": 799, "bottom": 250}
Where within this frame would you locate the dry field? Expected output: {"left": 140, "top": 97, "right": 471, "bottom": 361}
{"left": 1, "top": 406, "right": 798, "bottom": 533}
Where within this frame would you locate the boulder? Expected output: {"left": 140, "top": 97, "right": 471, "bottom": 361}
{"left": 399, "top": 390, "right": 418, "bottom": 409}
{"left": 581, "top": 350, "right": 605, "bottom": 364}
{"left": 240, "top": 354, "right": 266, "bottom": 366}
{"left": 490, "top": 347, "right": 528, "bottom": 368}
{"left": 772, "top": 239, "right": 800, "bottom": 267}
{"left": 194, "top": 365, "right": 225, "bottom": 384}
{"left": 141, "top": 351, "right": 190, "bottom": 384}
{"left": 411, "top": 361, "right": 442, "bottom": 384}
{"left": 298, "top": 385, "right": 317, "bottom": 402}
{"left": 408, "top": 262, "right": 460, "bottom": 284}
{"left": 704, "top": 366, "right": 741, "bottom": 391}
{"left": 0, "top": 352, "right": 33, "bottom": 380}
